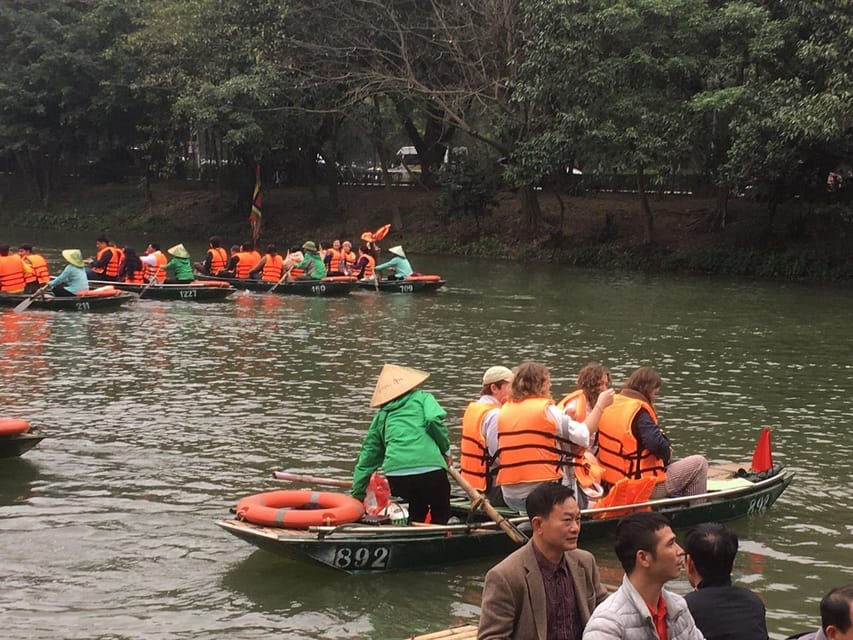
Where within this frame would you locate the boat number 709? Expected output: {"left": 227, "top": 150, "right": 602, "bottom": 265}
{"left": 332, "top": 546, "right": 389, "bottom": 569}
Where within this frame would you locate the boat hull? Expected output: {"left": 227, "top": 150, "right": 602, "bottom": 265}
{"left": 357, "top": 278, "right": 445, "bottom": 293}
{"left": 0, "top": 291, "right": 135, "bottom": 311}
{"left": 0, "top": 429, "right": 45, "bottom": 458}
{"left": 217, "top": 467, "right": 793, "bottom": 573}
{"left": 195, "top": 275, "right": 356, "bottom": 296}
{"left": 89, "top": 280, "right": 235, "bottom": 301}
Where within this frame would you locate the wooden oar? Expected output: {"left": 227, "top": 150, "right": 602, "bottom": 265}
{"left": 446, "top": 466, "right": 528, "bottom": 545}
{"left": 13, "top": 282, "right": 51, "bottom": 313}
{"left": 268, "top": 265, "right": 294, "bottom": 294}
{"left": 272, "top": 470, "right": 352, "bottom": 488}
{"left": 137, "top": 267, "right": 161, "bottom": 299}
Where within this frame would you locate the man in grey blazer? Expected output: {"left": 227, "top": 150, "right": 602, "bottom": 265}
{"left": 478, "top": 483, "right": 609, "bottom": 640}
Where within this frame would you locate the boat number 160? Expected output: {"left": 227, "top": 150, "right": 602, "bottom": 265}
{"left": 332, "top": 546, "right": 389, "bottom": 569}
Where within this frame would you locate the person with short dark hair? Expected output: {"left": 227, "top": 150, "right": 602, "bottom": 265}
{"left": 478, "top": 482, "right": 607, "bottom": 640}
{"left": 683, "top": 523, "right": 767, "bottom": 640}
{"left": 583, "top": 512, "right": 703, "bottom": 640}
{"left": 194, "top": 236, "right": 229, "bottom": 275}
{"left": 18, "top": 244, "right": 50, "bottom": 292}
{"left": 786, "top": 584, "right": 853, "bottom": 640}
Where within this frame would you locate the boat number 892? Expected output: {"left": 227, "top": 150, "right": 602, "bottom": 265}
{"left": 747, "top": 494, "right": 771, "bottom": 515}
{"left": 332, "top": 546, "right": 389, "bottom": 569}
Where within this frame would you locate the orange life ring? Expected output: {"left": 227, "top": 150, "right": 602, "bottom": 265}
{"left": 322, "top": 276, "right": 357, "bottom": 282}
{"left": 77, "top": 287, "right": 119, "bottom": 298}
{"left": 194, "top": 280, "right": 231, "bottom": 288}
{"left": 0, "top": 418, "right": 30, "bottom": 436}
{"left": 235, "top": 490, "right": 364, "bottom": 529}
{"left": 405, "top": 275, "right": 441, "bottom": 282}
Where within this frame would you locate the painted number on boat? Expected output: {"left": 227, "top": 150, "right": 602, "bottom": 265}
{"left": 332, "top": 546, "right": 389, "bottom": 569}
{"left": 747, "top": 494, "right": 771, "bottom": 515}
{"left": 399, "top": 284, "right": 414, "bottom": 293}
{"left": 179, "top": 289, "right": 197, "bottom": 298}
{"left": 75, "top": 301, "right": 91, "bottom": 311}
{"left": 311, "top": 284, "right": 327, "bottom": 294}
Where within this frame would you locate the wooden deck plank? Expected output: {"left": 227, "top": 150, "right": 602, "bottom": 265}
{"left": 408, "top": 624, "right": 478, "bottom": 640}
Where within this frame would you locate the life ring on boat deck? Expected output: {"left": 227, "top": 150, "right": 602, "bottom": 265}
{"left": 322, "top": 276, "right": 357, "bottom": 282}
{"left": 404, "top": 275, "right": 441, "bottom": 282}
{"left": 0, "top": 418, "right": 30, "bottom": 436}
{"left": 193, "top": 280, "right": 231, "bottom": 287}
{"left": 235, "top": 490, "right": 365, "bottom": 529}
{"left": 77, "top": 287, "right": 119, "bottom": 298}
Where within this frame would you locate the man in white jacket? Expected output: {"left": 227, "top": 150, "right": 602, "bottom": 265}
{"left": 583, "top": 512, "right": 704, "bottom": 640}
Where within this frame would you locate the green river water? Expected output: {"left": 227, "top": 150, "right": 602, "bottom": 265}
{"left": 0, "top": 229, "right": 851, "bottom": 639}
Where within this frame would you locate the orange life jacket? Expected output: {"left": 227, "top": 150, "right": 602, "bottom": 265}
{"left": 557, "top": 389, "right": 602, "bottom": 487}
{"left": 208, "top": 247, "right": 228, "bottom": 273}
{"left": 261, "top": 254, "right": 284, "bottom": 282}
{"left": 460, "top": 401, "right": 498, "bottom": 491}
{"left": 326, "top": 248, "right": 341, "bottom": 273}
{"left": 124, "top": 264, "right": 146, "bottom": 284}
{"left": 341, "top": 250, "right": 356, "bottom": 272}
{"left": 597, "top": 395, "right": 667, "bottom": 485}
{"left": 0, "top": 255, "right": 27, "bottom": 293}
{"left": 557, "top": 389, "right": 589, "bottom": 421}
{"left": 142, "top": 252, "right": 168, "bottom": 282}
{"left": 361, "top": 255, "right": 375, "bottom": 279}
{"left": 23, "top": 254, "right": 50, "bottom": 285}
{"left": 93, "top": 247, "right": 122, "bottom": 278}
{"left": 235, "top": 251, "right": 261, "bottom": 279}
{"left": 496, "top": 397, "right": 566, "bottom": 486}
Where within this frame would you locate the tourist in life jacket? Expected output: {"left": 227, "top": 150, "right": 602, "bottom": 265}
{"left": 48, "top": 249, "right": 88, "bottom": 296}
{"left": 323, "top": 239, "right": 344, "bottom": 275}
{"left": 85, "top": 236, "right": 122, "bottom": 282}
{"left": 0, "top": 244, "right": 30, "bottom": 293}
{"left": 352, "top": 245, "right": 376, "bottom": 280}
{"left": 597, "top": 366, "right": 707, "bottom": 499}
{"left": 556, "top": 362, "right": 612, "bottom": 505}
{"left": 339, "top": 240, "right": 357, "bottom": 275}
{"left": 496, "top": 361, "right": 615, "bottom": 513}
{"left": 18, "top": 244, "right": 50, "bottom": 293}
{"left": 375, "top": 245, "right": 413, "bottom": 280}
{"left": 351, "top": 364, "right": 452, "bottom": 525}
{"left": 249, "top": 244, "right": 285, "bottom": 282}
{"left": 140, "top": 243, "right": 168, "bottom": 282}
{"left": 118, "top": 247, "right": 146, "bottom": 284}
{"left": 460, "top": 366, "right": 514, "bottom": 505}
{"left": 281, "top": 247, "right": 305, "bottom": 281}
{"left": 221, "top": 241, "right": 261, "bottom": 279}
{"left": 293, "top": 241, "right": 327, "bottom": 280}
{"left": 162, "top": 244, "right": 194, "bottom": 283}
{"left": 193, "top": 236, "right": 229, "bottom": 276}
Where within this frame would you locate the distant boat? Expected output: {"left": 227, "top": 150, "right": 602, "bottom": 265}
{"left": 0, "top": 419, "right": 44, "bottom": 458}
{"left": 195, "top": 274, "right": 357, "bottom": 296}
{"left": 0, "top": 289, "right": 134, "bottom": 311}
{"left": 357, "top": 275, "right": 446, "bottom": 293}
{"left": 89, "top": 280, "right": 235, "bottom": 301}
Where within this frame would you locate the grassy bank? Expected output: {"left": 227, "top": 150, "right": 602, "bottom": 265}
{"left": 2, "top": 177, "right": 852, "bottom": 281}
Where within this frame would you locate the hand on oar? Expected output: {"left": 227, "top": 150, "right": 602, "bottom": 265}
{"left": 13, "top": 282, "right": 51, "bottom": 313}
{"left": 446, "top": 466, "right": 528, "bottom": 545}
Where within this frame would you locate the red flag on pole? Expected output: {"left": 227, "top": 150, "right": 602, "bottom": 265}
{"left": 249, "top": 164, "right": 262, "bottom": 243}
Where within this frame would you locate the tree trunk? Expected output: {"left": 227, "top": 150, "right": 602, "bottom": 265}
{"left": 519, "top": 185, "right": 542, "bottom": 230}
{"left": 714, "top": 185, "right": 728, "bottom": 230}
{"left": 636, "top": 167, "right": 654, "bottom": 244}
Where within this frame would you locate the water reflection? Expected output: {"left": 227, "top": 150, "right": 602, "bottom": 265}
{"left": 0, "top": 458, "right": 40, "bottom": 505}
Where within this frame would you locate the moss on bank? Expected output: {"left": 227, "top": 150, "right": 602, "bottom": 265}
{"left": 2, "top": 178, "right": 852, "bottom": 282}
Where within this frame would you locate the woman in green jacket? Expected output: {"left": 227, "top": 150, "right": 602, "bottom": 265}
{"left": 351, "top": 364, "right": 452, "bottom": 524}
{"left": 163, "top": 243, "right": 194, "bottom": 283}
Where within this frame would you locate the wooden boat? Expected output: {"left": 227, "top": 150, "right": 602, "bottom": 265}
{"left": 357, "top": 275, "right": 446, "bottom": 293}
{"left": 195, "top": 274, "right": 357, "bottom": 296}
{"left": 0, "top": 288, "right": 135, "bottom": 311}
{"left": 0, "top": 419, "right": 44, "bottom": 458}
{"left": 89, "top": 279, "right": 235, "bottom": 301}
{"left": 216, "top": 463, "right": 793, "bottom": 573}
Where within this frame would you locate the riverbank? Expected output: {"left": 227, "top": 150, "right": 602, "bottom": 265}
{"left": 2, "top": 177, "right": 852, "bottom": 280}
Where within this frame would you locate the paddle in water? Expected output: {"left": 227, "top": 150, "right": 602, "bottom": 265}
{"left": 13, "top": 282, "right": 51, "bottom": 313}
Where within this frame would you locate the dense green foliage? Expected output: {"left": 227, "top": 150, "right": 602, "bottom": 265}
{"left": 0, "top": 0, "right": 850, "bottom": 237}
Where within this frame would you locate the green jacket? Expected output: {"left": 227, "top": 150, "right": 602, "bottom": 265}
{"left": 296, "top": 252, "right": 327, "bottom": 279}
{"left": 351, "top": 390, "right": 450, "bottom": 500}
{"left": 163, "top": 256, "right": 194, "bottom": 281}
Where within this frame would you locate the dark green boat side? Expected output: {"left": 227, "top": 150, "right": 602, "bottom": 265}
{"left": 356, "top": 278, "right": 446, "bottom": 293}
{"left": 195, "top": 274, "right": 356, "bottom": 296}
{"left": 0, "top": 291, "right": 135, "bottom": 311}
{"left": 0, "top": 429, "right": 45, "bottom": 458}
{"left": 216, "top": 466, "right": 793, "bottom": 574}
{"left": 89, "top": 280, "right": 235, "bottom": 301}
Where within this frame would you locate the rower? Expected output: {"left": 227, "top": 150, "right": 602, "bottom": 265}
{"left": 375, "top": 245, "right": 413, "bottom": 280}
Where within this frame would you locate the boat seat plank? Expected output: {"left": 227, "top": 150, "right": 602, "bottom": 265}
{"left": 408, "top": 625, "right": 478, "bottom": 640}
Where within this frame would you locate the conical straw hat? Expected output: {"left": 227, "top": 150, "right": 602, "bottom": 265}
{"left": 388, "top": 245, "right": 406, "bottom": 258}
{"left": 167, "top": 243, "right": 189, "bottom": 259}
{"left": 370, "top": 364, "right": 430, "bottom": 408}
{"left": 61, "top": 249, "right": 85, "bottom": 268}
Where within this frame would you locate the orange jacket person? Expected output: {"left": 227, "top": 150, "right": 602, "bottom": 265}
{"left": 18, "top": 244, "right": 50, "bottom": 293}
{"left": 0, "top": 245, "right": 29, "bottom": 293}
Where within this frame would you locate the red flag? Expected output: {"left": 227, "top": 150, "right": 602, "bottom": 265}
{"left": 249, "top": 164, "right": 262, "bottom": 243}
{"left": 751, "top": 427, "right": 773, "bottom": 473}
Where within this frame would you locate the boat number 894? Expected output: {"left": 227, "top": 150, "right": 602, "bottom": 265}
{"left": 332, "top": 546, "right": 389, "bottom": 569}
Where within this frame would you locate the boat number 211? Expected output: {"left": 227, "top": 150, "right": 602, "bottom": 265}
{"left": 332, "top": 546, "right": 389, "bottom": 569}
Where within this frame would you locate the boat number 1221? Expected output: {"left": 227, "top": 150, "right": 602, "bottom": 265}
{"left": 332, "top": 546, "right": 389, "bottom": 569}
